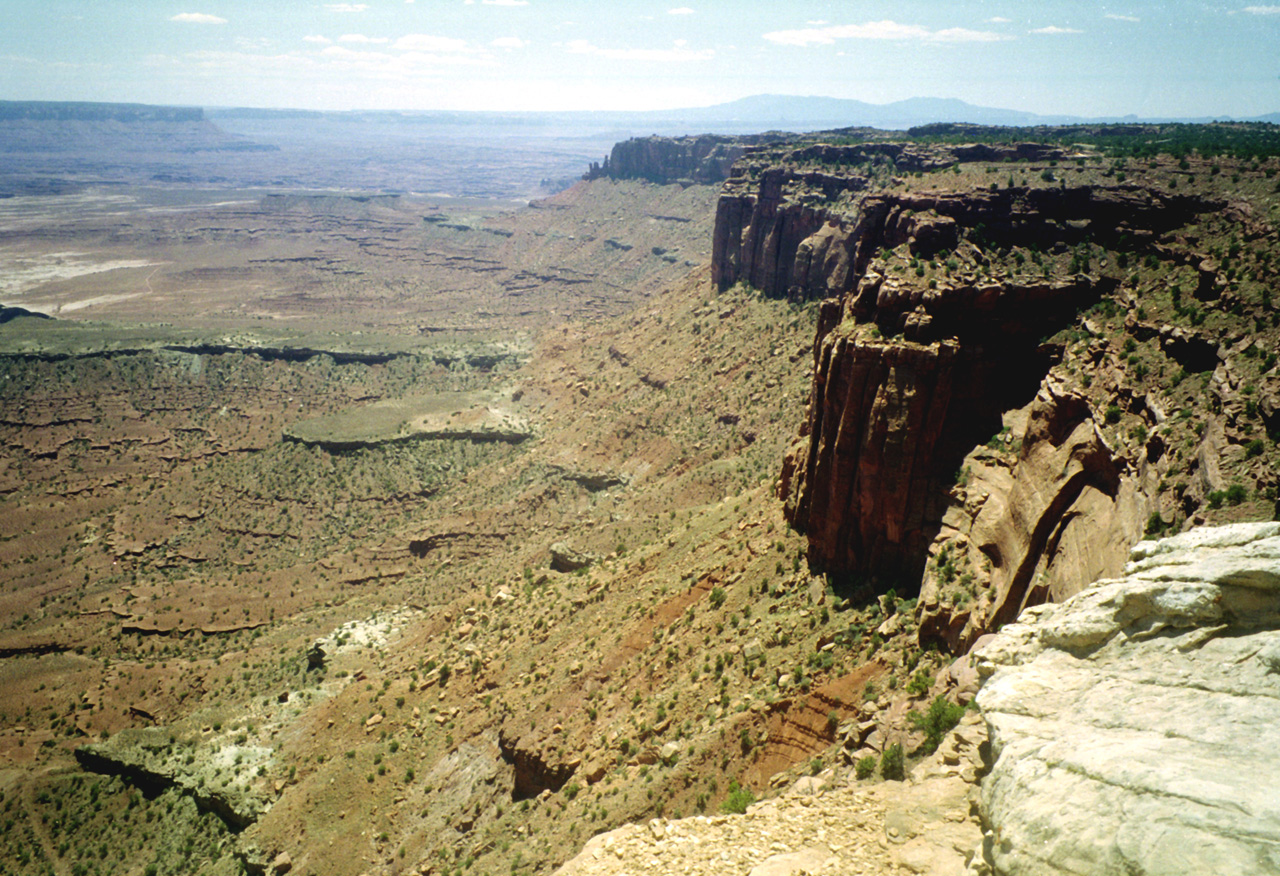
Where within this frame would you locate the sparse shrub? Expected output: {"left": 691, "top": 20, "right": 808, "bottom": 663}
{"left": 905, "top": 669, "right": 934, "bottom": 697}
{"left": 880, "top": 743, "right": 905, "bottom": 781}
{"left": 720, "top": 780, "right": 755, "bottom": 814}
{"left": 1145, "top": 512, "right": 1167, "bottom": 537}
{"left": 908, "top": 696, "right": 965, "bottom": 755}
{"left": 709, "top": 587, "right": 726, "bottom": 609}
{"left": 855, "top": 756, "right": 877, "bottom": 780}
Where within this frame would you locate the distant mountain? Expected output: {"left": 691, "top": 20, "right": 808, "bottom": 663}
{"left": 632, "top": 95, "right": 1280, "bottom": 133}
{"left": 0, "top": 100, "right": 203, "bottom": 123}
{"left": 209, "top": 95, "right": 1280, "bottom": 140}
{"left": 661, "top": 94, "right": 1074, "bottom": 130}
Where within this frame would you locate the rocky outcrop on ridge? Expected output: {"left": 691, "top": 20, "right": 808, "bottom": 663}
{"left": 719, "top": 140, "right": 1253, "bottom": 621}
{"left": 76, "top": 728, "right": 271, "bottom": 830}
{"left": 973, "top": 522, "right": 1280, "bottom": 876}
{"left": 585, "top": 135, "right": 770, "bottom": 186}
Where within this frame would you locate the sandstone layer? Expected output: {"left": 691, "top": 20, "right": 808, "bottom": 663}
{"left": 974, "top": 522, "right": 1280, "bottom": 876}
{"left": 717, "top": 140, "right": 1238, "bottom": 621}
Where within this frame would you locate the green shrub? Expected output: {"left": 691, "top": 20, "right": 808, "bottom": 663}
{"left": 709, "top": 587, "right": 726, "bottom": 609}
{"left": 880, "top": 743, "right": 905, "bottom": 781}
{"left": 1145, "top": 512, "right": 1167, "bottom": 536}
{"left": 905, "top": 669, "right": 934, "bottom": 696}
{"left": 720, "top": 780, "right": 755, "bottom": 814}
{"left": 907, "top": 696, "right": 966, "bottom": 755}
{"left": 1227, "top": 483, "right": 1248, "bottom": 505}
{"left": 855, "top": 756, "right": 877, "bottom": 780}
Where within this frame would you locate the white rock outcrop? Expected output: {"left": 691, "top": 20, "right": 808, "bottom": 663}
{"left": 974, "top": 522, "right": 1280, "bottom": 876}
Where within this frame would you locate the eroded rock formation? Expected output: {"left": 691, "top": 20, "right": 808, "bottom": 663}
{"left": 76, "top": 728, "right": 270, "bottom": 830}
{"left": 716, "top": 141, "right": 1224, "bottom": 616}
{"left": 973, "top": 522, "right": 1280, "bottom": 876}
{"left": 585, "top": 135, "right": 756, "bottom": 186}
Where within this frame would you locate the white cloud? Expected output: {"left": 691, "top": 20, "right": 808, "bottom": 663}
{"left": 668, "top": 6, "right": 694, "bottom": 14}
{"left": 1030, "top": 25, "right": 1083, "bottom": 33}
{"left": 1243, "top": 4, "right": 1280, "bottom": 12}
{"left": 764, "top": 20, "right": 1008, "bottom": 46}
{"left": 324, "top": 3, "right": 369, "bottom": 12}
{"left": 394, "top": 34, "right": 471, "bottom": 53}
{"left": 566, "top": 39, "right": 714, "bottom": 62}
{"left": 482, "top": 0, "right": 529, "bottom": 5}
{"left": 1104, "top": 13, "right": 1140, "bottom": 21}
{"left": 340, "top": 33, "right": 390, "bottom": 44}
{"left": 303, "top": 35, "right": 332, "bottom": 44}
{"left": 491, "top": 36, "right": 527, "bottom": 49}
{"left": 987, "top": 16, "right": 1011, "bottom": 23}
{"left": 170, "top": 12, "right": 228, "bottom": 24}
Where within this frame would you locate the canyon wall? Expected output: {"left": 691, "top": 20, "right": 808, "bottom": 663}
{"left": 712, "top": 141, "right": 1240, "bottom": 648}
{"left": 585, "top": 135, "right": 748, "bottom": 185}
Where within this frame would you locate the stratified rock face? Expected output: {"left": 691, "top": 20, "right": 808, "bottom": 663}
{"left": 714, "top": 153, "right": 1212, "bottom": 304}
{"left": 913, "top": 377, "right": 1152, "bottom": 652}
{"left": 585, "top": 135, "right": 752, "bottom": 186}
{"left": 498, "top": 723, "right": 579, "bottom": 800}
{"left": 974, "top": 523, "right": 1280, "bottom": 876}
{"left": 781, "top": 334, "right": 1013, "bottom": 584}
{"left": 735, "top": 141, "right": 1220, "bottom": 595}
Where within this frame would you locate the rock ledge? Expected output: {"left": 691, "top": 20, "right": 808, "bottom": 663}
{"left": 974, "top": 522, "right": 1280, "bottom": 876}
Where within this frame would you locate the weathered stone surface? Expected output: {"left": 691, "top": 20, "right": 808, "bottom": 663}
{"left": 549, "top": 541, "right": 595, "bottom": 573}
{"left": 916, "top": 377, "right": 1151, "bottom": 651}
{"left": 552, "top": 715, "right": 987, "bottom": 876}
{"left": 974, "top": 523, "right": 1280, "bottom": 876}
{"left": 723, "top": 144, "right": 1222, "bottom": 600}
{"left": 498, "top": 722, "right": 579, "bottom": 799}
{"left": 76, "top": 727, "right": 271, "bottom": 830}
{"left": 585, "top": 134, "right": 768, "bottom": 186}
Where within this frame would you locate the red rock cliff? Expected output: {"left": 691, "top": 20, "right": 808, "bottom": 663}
{"left": 715, "top": 142, "right": 1224, "bottom": 615}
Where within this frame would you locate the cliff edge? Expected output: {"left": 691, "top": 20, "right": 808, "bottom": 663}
{"left": 974, "top": 522, "right": 1280, "bottom": 875}
{"left": 709, "top": 135, "right": 1279, "bottom": 657}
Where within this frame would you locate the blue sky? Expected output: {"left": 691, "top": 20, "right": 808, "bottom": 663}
{"left": 1, "top": 1, "right": 1277, "bottom": 116}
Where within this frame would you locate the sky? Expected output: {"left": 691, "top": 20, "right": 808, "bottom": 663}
{"left": 1, "top": 1, "right": 1278, "bottom": 117}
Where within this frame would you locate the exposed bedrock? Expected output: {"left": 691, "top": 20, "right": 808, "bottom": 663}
{"left": 915, "top": 377, "right": 1151, "bottom": 653}
{"left": 584, "top": 134, "right": 757, "bottom": 186}
{"left": 973, "top": 522, "right": 1280, "bottom": 876}
{"left": 498, "top": 722, "right": 579, "bottom": 800}
{"left": 729, "top": 146, "right": 1224, "bottom": 618}
{"left": 779, "top": 262, "right": 1119, "bottom": 592}
{"left": 713, "top": 163, "right": 1221, "bottom": 303}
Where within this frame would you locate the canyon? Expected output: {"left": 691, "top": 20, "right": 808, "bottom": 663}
{"left": 0, "top": 114, "right": 1278, "bottom": 876}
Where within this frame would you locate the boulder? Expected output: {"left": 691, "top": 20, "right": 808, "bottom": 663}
{"left": 973, "top": 523, "right": 1280, "bottom": 876}
{"left": 550, "top": 542, "right": 595, "bottom": 573}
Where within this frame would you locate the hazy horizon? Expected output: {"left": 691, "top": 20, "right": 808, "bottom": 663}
{"left": 2, "top": 1, "right": 1278, "bottom": 119}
